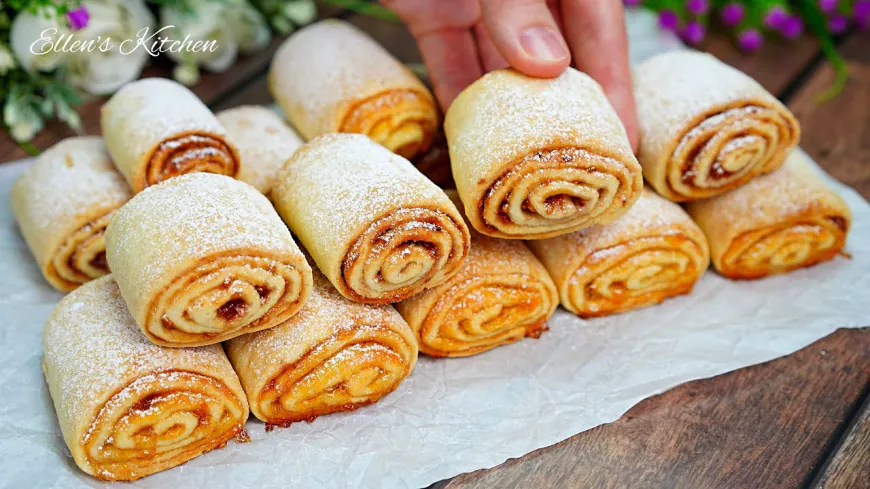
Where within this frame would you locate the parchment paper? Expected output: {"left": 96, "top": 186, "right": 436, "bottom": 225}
{"left": 1, "top": 10, "right": 867, "bottom": 489}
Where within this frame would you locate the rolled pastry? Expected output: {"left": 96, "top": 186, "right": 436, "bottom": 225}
{"left": 105, "top": 173, "right": 312, "bottom": 347}
{"left": 10, "top": 137, "right": 131, "bottom": 292}
{"left": 225, "top": 268, "right": 417, "bottom": 425}
{"left": 101, "top": 77, "right": 240, "bottom": 192}
{"left": 216, "top": 105, "right": 303, "bottom": 195}
{"left": 686, "top": 151, "right": 850, "bottom": 279}
{"left": 272, "top": 133, "right": 470, "bottom": 304}
{"left": 445, "top": 68, "right": 642, "bottom": 240}
{"left": 634, "top": 50, "right": 800, "bottom": 202}
{"left": 269, "top": 19, "right": 438, "bottom": 160}
{"left": 528, "top": 189, "right": 710, "bottom": 317}
{"left": 43, "top": 276, "right": 248, "bottom": 481}
{"left": 396, "top": 191, "right": 558, "bottom": 356}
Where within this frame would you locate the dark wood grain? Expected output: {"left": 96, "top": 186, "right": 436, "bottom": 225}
{"left": 788, "top": 30, "right": 870, "bottom": 199}
{"left": 432, "top": 328, "right": 870, "bottom": 489}
{"left": 811, "top": 392, "right": 870, "bottom": 489}
{"left": 700, "top": 32, "right": 820, "bottom": 97}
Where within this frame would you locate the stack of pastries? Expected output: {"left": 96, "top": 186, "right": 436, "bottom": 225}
{"left": 10, "top": 19, "right": 852, "bottom": 481}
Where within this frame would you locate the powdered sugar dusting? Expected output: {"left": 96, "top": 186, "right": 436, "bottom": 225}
{"left": 43, "top": 276, "right": 239, "bottom": 443}
{"left": 106, "top": 173, "right": 304, "bottom": 312}
{"left": 269, "top": 19, "right": 430, "bottom": 140}
{"left": 445, "top": 68, "right": 635, "bottom": 188}
{"left": 10, "top": 137, "right": 132, "bottom": 265}
{"left": 217, "top": 106, "right": 303, "bottom": 194}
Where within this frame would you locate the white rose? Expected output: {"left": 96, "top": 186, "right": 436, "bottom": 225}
{"left": 65, "top": 0, "right": 156, "bottom": 95}
{"left": 161, "top": 0, "right": 238, "bottom": 73}
{"left": 9, "top": 9, "right": 67, "bottom": 73}
{"left": 226, "top": 0, "right": 272, "bottom": 54}
{"left": 0, "top": 43, "right": 15, "bottom": 75}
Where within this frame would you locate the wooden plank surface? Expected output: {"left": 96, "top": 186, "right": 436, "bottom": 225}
{"left": 432, "top": 328, "right": 870, "bottom": 489}
{"left": 811, "top": 392, "right": 870, "bottom": 489}
{"left": 788, "top": 30, "right": 870, "bottom": 199}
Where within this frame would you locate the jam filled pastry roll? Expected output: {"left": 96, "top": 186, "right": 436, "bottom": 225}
{"left": 225, "top": 269, "right": 417, "bottom": 425}
{"left": 105, "top": 173, "right": 312, "bottom": 347}
{"left": 11, "top": 137, "right": 132, "bottom": 292}
{"left": 634, "top": 51, "right": 800, "bottom": 202}
{"left": 101, "top": 77, "right": 240, "bottom": 192}
{"left": 445, "top": 68, "right": 642, "bottom": 240}
{"left": 528, "top": 189, "right": 710, "bottom": 317}
{"left": 396, "top": 191, "right": 558, "bottom": 357}
{"left": 686, "top": 151, "right": 850, "bottom": 279}
{"left": 272, "top": 134, "right": 470, "bottom": 304}
{"left": 269, "top": 19, "right": 438, "bottom": 160}
{"left": 216, "top": 106, "right": 303, "bottom": 195}
{"left": 43, "top": 276, "right": 249, "bottom": 482}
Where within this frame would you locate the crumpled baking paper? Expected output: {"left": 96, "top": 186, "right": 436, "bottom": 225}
{"left": 0, "top": 10, "right": 867, "bottom": 489}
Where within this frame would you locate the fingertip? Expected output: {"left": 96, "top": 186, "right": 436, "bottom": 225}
{"left": 515, "top": 26, "right": 571, "bottom": 77}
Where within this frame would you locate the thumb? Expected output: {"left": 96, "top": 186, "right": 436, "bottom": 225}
{"left": 479, "top": 0, "right": 571, "bottom": 78}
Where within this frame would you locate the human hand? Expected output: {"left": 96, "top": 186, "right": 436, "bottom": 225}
{"left": 383, "top": 0, "right": 639, "bottom": 151}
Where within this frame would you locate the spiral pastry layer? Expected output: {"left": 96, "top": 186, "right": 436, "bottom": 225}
{"left": 398, "top": 223, "right": 558, "bottom": 356}
{"left": 225, "top": 271, "right": 418, "bottom": 424}
{"left": 270, "top": 19, "right": 438, "bottom": 160}
{"left": 11, "top": 136, "right": 131, "bottom": 292}
{"left": 635, "top": 51, "right": 800, "bottom": 202}
{"left": 106, "top": 173, "right": 312, "bottom": 347}
{"left": 687, "top": 151, "right": 851, "bottom": 280}
{"left": 445, "top": 68, "right": 641, "bottom": 239}
{"left": 43, "top": 277, "right": 249, "bottom": 481}
{"left": 102, "top": 78, "right": 239, "bottom": 193}
{"left": 529, "top": 189, "right": 710, "bottom": 317}
{"left": 272, "top": 134, "right": 470, "bottom": 304}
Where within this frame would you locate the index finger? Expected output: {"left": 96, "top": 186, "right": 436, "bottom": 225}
{"left": 561, "top": 0, "right": 639, "bottom": 151}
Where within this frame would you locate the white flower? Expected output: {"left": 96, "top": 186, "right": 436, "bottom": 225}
{"left": 161, "top": 0, "right": 238, "bottom": 73}
{"left": 173, "top": 62, "right": 201, "bottom": 86}
{"left": 283, "top": 0, "right": 317, "bottom": 25}
{"left": 0, "top": 43, "right": 15, "bottom": 75}
{"left": 227, "top": 0, "right": 272, "bottom": 54}
{"left": 3, "top": 99, "right": 43, "bottom": 142}
{"left": 65, "top": 0, "right": 156, "bottom": 95}
{"left": 9, "top": 9, "right": 67, "bottom": 73}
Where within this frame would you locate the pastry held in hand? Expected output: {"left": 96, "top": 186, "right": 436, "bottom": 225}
{"left": 272, "top": 134, "right": 470, "bottom": 304}
{"left": 686, "top": 151, "right": 850, "bottom": 279}
{"left": 269, "top": 19, "right": 438, "bottom": 159}
{"left": 445, "top": 68, "right": 642, "bottom": 240}
{"left": 43, "top": 276, "right": 248, "bottom": 482}
{"left": 11, "top": 137, "right": 131, "bottom": 292}
{"left": 216, "top": 105, "right": 303, "bottom": 195}
{"left": 528, "top": 189, "right": 710, "bottom": 317}
{"left": 397, "top": 191, "right": 558, "bottom": 357}
{"left": 225, "top": 269, "right": 417, "bottom": 425}
{"left": 106, "top": 173, "right": 312, "bottom": 347}
{"left": 634, "top": 51, "right": 800, "bottom": 202}
{"left": 101, "top": 78, "right": 240, "bottom": 192}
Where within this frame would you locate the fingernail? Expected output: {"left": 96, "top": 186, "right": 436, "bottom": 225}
{"left": 519, "top": 27, "right": 569, "bottom": 62}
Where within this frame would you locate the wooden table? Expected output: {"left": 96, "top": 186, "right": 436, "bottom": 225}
{"left": 1, "top": 9, "right": 868, "bottom": 489}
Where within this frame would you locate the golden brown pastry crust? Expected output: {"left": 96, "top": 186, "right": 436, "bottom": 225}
{"left": 686, "top": 151, "right": 850, "bottom": 279}
{"left": 105, "top": 173, "right": 312, "bottom": 347}
{"left": 43, "top": 276, "right": 249, "bottom": 481}
{"left": 10, "top": 136, "right": 131, "bottom": 292}
{"left": 528, "top": 189, "right": 710, "bottom": 317}
{"left": 445, "top": 68, "right": 642, "bottom": 239}
{"left": 634, "top": 51, "right": 800, "bottom": 202}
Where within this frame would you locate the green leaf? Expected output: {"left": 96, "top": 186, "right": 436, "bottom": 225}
{"left": 320, "top": 0, "right": 400, "bottom": 22}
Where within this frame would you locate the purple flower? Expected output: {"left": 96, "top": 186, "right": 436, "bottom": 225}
{"left": 720, "top": 3, "right": 745, "bottom": 27}
{"left": 623, "top": 0, "right": 644, "bottom": 6}
{"left": 818, "top": 0, "right": 838, "bottom": 13}
{"left": 737, "top": 29, "right": 763, "bottom": 52}
{"left": 681, "top": 21, "right": 706, "bottom": 44}
{"left": 856, "top": 16, "right": 868, "bottom": 30}
{"left": 66, "top": 6, "right": 89, "bottom": 31}
{"left": 763, "top": 6, "right": 789, "bottom": 29}
{"left": 780, "top": 15, "right": 804, "bottom": 38}
{"left": 686, "top": 0, "right": 709, "bottom": 15}
{"left": 828, "top": 14, "right": 849, "bottom": 33}
{"left": 854, "top": 0, "right": 870, "bottom": 19}
{"left": 658, "top": 10, "right": 681, "bottom": 31}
